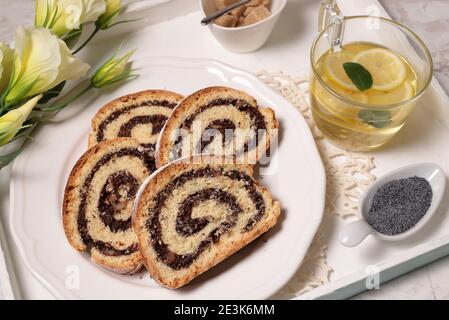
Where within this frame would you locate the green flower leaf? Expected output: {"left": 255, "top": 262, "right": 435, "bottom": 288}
{"left": 359, "top": 109, "right": 391, "bottom": 128}
{"left": 63, "top": 26, "right": 83, "bottom": 50}
{"left": 38, "top": 81, "right": 66, "bottom": 104}
{"left": 343, "top": 62, "right": 373, "bottom": 91}
{"left": 96, "top": 0, "right": 122, "bottom": 30}
{"left": 0, "top": 146, "right": 24, "bottom": 169}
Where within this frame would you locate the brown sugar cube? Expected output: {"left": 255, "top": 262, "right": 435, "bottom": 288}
{"left": 246, "top": 0, "right": 265, "bottom": 7}
{"left": 246, "top": 0, "right": 271, "bottom": 8}
{"left": 243, "top": 1, "right": 271, "bottom": 17}
{"left": 240, "top": 5, "right": 271, "bottom": 26}
{"left": 237, "top": 17, "right": 245, "bottom": 27}
{"left": 230, "top": 6, "right": 246, "bottom": 19}
{"left": 246, "top": 0, "right": 262, "bottom": 6}
{"left": 263, "top": 0, "right": 271, "bottom": 7}
{"left": 244, "top": 6, "right": 256, "bottom": 17}
{"left": 214, "top": 0, "right": 239, "bottom": 9}
{"left": 214, "top": 13, "right": 238, "bottom": 27}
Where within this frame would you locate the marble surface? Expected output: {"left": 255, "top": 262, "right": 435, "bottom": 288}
{"left": 380, "top": 0, "right": 449, "bottom": 103}
{"left": 1, "top": 0, "right": 449, "bottom": 300}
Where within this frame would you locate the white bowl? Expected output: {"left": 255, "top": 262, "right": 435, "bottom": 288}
{"left": 200, "top": 0, "right": 287, "bottom": 53}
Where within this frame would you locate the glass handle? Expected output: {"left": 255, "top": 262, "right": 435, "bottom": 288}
{"left": 318, "top": 0, "right": 345, "bottom": 51}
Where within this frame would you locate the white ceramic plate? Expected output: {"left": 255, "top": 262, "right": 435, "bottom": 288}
{"left": 9, "top": 57, "right": 325, "bottom": 299}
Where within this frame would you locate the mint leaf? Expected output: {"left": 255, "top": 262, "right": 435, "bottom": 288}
{"left": 343, "top": 62, "right": 373, "bottom": 91}
{"left": 359, "top": 110, "right": 391, "bottom": 128}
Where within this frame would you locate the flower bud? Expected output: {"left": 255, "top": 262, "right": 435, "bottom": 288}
{"left": 91, "top": 49, "right": 136, "bottom": 88}
{"left": 0, "top": 94, "right": 42, "bottom": 145}
{"left": 96, "top": 0, "right": 121, "bottom": 30}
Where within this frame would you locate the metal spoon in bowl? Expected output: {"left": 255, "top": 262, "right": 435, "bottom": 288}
{"left": 201, "top": 0, "right": 251, "bottom": 26}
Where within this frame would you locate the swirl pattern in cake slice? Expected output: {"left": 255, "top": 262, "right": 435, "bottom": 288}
{"left": 63, "top": 138, "right": 154, "bottom": 274}
{"left": 133, "top": 155, "right": 281, "bottom": 288}
{"left": 155, "top": 86, "right": 278, "bottom": 168}
{"left": 89, "top": 90, "right": 184, "bottom": 151}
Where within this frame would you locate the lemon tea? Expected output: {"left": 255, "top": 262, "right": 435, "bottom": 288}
{"left": 311, "top": 41, "right": 420, "bottom": 151}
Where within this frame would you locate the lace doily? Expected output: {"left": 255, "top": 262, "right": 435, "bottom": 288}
{"left": 257, "top": 71, "right": 376, "bottom": 298}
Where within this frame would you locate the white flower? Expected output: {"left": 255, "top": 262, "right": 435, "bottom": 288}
{"left": 91, "top": 49, "right": 136, "bottom": 88}
{"left": 0, "top": 42, "right": 14, "bottom": 95}
{"left": 36, "top": 0, "right": 106, "bottom": 37}
{"left": 3, "top": 27, "right": 90, "bottom": 107}
{"left": 0, "top": 94, "right": 42, "bottom": 145}
{"left": 35, "top": 0, "right": 58, "bottom": 30}
{"left": 79, "top": 0, "right": 107, "bottom": 22}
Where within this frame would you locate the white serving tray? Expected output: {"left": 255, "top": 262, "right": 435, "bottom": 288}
{"left": 298, "top": 79, "right": 449, "bottom": 300}
{"left": 294, "top": 1, "right": 449, "bottom": 299}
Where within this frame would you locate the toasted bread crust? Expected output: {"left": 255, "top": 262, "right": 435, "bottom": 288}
{"left": 133, "top": 155, "right": 281, "bottom": 288}
{"left": 89, "top": 90, "right": 184, "bottom": 147}
{"left": 63, "top": 138, "right": 148, "bottom": 274}
{"left": 155, "top": 86, "right": 279, "bottom": 168}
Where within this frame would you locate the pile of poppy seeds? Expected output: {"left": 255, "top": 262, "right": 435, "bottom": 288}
{"left": 366, "top": 176, "right": 433, "bottom": 236}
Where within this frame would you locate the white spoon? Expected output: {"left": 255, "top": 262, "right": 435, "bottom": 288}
{"left": 339, "top": 163, "right": 446, "bottom": 247}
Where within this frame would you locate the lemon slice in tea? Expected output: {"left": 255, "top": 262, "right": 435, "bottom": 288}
{"left": 320, "top": 75, "right": 368, "bottom": 105}
{"left": 315, "top": 75, "right": 368, "bottom": 124}
{"left": 354, "top": 48, "right": 407, "bottom": 91}
{"left": 324, "top": 51, "right": 357, "bottom": 91}
{"left": 368, "top": 81, "right": 415, "bottom": 105}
